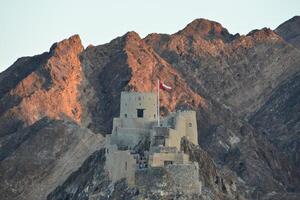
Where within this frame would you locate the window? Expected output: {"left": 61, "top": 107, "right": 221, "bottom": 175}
{"left": 188, "top": 122, "right": 192, "bottom": 127}
{"left": 124, "top": 113, "right": 127, "bottom": 118}
{"left": 137, "top": 109, "right": 144, "bottom": 118}
{"left": 125, "top": 161, "right": 127, "bottom": 170}
{"left": 164, "top": 161, "right": 173, "bottom": 166}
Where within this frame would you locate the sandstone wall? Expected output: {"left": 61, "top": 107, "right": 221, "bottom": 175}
{"left": 105, "top": 146, "right": 136, "bottom": 186}
{"left": 120, "top": 92, "right": 157, "bottom": 120}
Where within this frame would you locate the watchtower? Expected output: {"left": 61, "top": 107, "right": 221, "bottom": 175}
{"left": 120, "top": 92, "right": 157, "bottom": 120}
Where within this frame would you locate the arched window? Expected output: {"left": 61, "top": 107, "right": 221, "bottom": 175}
{"left": 188, "top": 122, "right": 192, "bottom": 127}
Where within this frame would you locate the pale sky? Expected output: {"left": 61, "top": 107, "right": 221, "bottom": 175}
{"left": 0, "top": 0, "right": 299, "bottom": 72}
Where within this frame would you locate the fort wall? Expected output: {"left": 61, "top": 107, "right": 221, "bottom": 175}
{"left": 105, "top": 145, "right": 136, "bottom": 186}
{"left": 149, "top": 152, "right": 190, "bottom": 167}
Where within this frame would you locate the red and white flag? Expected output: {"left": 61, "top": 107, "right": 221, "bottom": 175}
{"left": 159, "top": 81, "right": 172, "bottom": 91}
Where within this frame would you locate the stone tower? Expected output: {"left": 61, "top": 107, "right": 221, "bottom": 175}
{"left": 120, "top": 92, "right": 157, "bottom": 120}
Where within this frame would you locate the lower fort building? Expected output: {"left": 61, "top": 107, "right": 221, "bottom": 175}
{"left": 105, "top": 92, "right": 202, "bottom": 194}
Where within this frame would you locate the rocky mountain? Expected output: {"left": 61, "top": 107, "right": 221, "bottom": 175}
{"left": 0, "top": 16, "right": 299, "bottom": 200}
{"left": 144, "top": 18, "right": 300, "bottom": 119}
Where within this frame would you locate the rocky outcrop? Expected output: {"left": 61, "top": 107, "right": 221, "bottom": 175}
{"left": 0, "top": 117, "right": 104, "bottom": 200}
{"left": 0, "top": 35, "right": 84, "bottom": 137}
{"left": 177, "top": 18, "right": 239, "bottom": 42}
{"left": 181, "top": 138, "right": 248, "bottom": 200}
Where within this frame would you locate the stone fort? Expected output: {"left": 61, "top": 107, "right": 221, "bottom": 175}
{"left": 105, "top": 92, "right": 202, "bottom": 194}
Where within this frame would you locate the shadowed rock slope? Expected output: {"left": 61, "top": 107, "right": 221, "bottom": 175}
{"left": 0, "top": 118, "right": 104, "bottom": 200}
{"left": 250, "top": 71, "right": 300, "bottom": 192}
{"left": 276, "top": 16, "right": 300, "bottom": 48}
{"left": 0, "top": 16, "right": 299, "bottom": 200}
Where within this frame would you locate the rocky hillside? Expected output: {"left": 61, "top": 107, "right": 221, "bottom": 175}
{"left": 0, "top": 16, "right": 299, "bottom": 200}
{"left": 0, "top": 117, "right": 104, "bottom": 200}
{"left": 144, "top": 18, "right": 300, "bottom": 119}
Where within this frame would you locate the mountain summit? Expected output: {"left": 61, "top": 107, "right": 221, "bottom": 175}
{"left": 178, "top": 18, "right": 237, "bottom": 42}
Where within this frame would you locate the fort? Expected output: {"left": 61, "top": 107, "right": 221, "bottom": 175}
{"left": 105, "top": 92, "right": 202, "bottom": 194}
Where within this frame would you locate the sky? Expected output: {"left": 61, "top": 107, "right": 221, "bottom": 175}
{"left": 0, "top": 0, "right": 299, "bottom": 72}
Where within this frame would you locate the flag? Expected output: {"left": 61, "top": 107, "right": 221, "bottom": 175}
{"left": 159, "top": 81, "right": 172, "bottom": 91}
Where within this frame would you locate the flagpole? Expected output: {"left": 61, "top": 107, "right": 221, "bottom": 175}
{"left": 157, "top": 79, "right": 160, "bottom": 127}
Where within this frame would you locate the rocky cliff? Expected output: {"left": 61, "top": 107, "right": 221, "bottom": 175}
{"left": 0, "top": 16, "right": 299, "bottom": 200}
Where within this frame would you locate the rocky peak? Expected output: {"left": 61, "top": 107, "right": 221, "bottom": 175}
{"left": 246, "top": 28, "right": 282, "bottom": 42}
{"left": 124, "top": 31, "right": 141, "bottom": 41}
{"left": 45, "top": 34, "right": 84, "bottom": 85}
{"left": 106, "top": 31, "right": 142, "bottom": 49}
{"left": 0, "top": 34, "right": 85, "bottom": 136}
{"left": 178, "top": 18, "right": 236, "bottom": 42}
{"left": 275, "top": 16, "right": 300, "bottom": 48}
{"left": 49, "top": 34, "right": 83, "bottom": 56}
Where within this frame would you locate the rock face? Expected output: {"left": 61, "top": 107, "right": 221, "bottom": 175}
{"left": 0, "top": 35, "right": 85, "bottom": 137}
{"left": 144, "top": 17, "right": 300, "bottom": 196}
{"left": 0, "top": 118, "right": 104, "bottom": 200}
{"left": 275, "top": 16, "right": 300, "bottom": 48}
{"left": 250, "top": 71, "right": 300, "bottom": 191}
{"left": 144, "top": 19, "right": 300, "bottom": 119}
{"left": 0, "top": 16, "right": 300, "bottom": 200}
